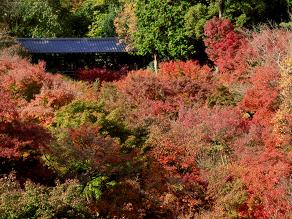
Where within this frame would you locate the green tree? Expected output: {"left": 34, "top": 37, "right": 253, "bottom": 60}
{"left": 87, "top": 3, "right": 119, "bottom": 37}
{"left": 114, "top": 0, "right": 137, "bottom": 49}
{"left": 124, "top": 0, "right": 290, "bottom": 68}
{"left": 134, "top": 0, "right": 210, "bottom": 71}
{"left": 184, "top": 3, "right": 217, "bottom": 39}
{"left": 0, "top": 0, "right": 19, "bottom": 25}
{"left": 49, "top": 0, "right": 90, "bottom": 37}
{"left": 76, "top": 0, "right": 120, "bottom": 37}
{"left": 8, "top": 0, "right": 62, "bottom": 37}
{"left": 210, "top": 0, "right": 290, "bottom": 27}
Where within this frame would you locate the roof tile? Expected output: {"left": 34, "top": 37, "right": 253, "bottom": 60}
{"left": 17, "top": 38, "right": 127, "bottom": 54}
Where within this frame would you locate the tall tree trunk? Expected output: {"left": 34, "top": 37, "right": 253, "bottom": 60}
{"left": 154, "top": 53, "right": 158, "bottom": 74}
{"left": 218, "top": 0, "right": 225, "bottom": 18}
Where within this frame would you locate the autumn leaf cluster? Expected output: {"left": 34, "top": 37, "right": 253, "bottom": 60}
{"left": 0, "top": 18, "right": 291, "bottom": 218}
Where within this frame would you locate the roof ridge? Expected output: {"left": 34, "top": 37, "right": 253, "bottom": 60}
{"left": 17, "top": 37, "right": 118, "bottom": 41}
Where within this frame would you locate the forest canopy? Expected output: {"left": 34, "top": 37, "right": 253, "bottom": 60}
{"left": 0, "top": 0, "right": 291, "bottom": 59}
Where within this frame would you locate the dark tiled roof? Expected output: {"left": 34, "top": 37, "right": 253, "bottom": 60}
{"left": 17, "top": 38, "right": 127, "bottom": 54}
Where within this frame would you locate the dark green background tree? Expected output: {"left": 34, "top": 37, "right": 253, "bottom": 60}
{"left": 129, "top": 0, "right": 290, "bottom": 63}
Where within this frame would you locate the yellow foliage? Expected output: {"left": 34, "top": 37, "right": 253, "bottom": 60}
{"left": 273, "top": 45, "right": 292, "bottom": 152}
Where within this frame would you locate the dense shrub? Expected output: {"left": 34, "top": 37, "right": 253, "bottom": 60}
{"left": 76, "top": 67, "right": 128, "bottom": 82}
{"left": 53, "top": 100, "right": 103, "bottom": 129}
{"left": 204, "top": 165, "right": 248, "bottom": 218}
{"left": 1, "top": 19, "right": 292, "bottom": 219}
{"left": 159, "top": 60, "right": 211, "bottom": 80}
{"left": 1, "top": 58, "right": 47, "bottom": 101}
{"left": 0, "top": 55, "right": 92, "bottom": 126}
{"left": 236, "top": 149, "right": 290, "bottom": 218}
{"left": 115, "top": 64, "right": 214, "bottom": 129}
{"left": 53, "top": 99, "right": 134, "bottom": 145}
{"left": 0, "top": 173, "right": 91, "bottom": 218}
{"left": 238, "top": 27, "right": 292, "bottom": 150}
{"left": 204, "top": 17, "right": 249, "bottom": 83}
{"left": 207, "top": 85, "right": 243, "bottom": 107}
{"left": 0, "top": 89, "right": 50, "bottom": 159}
{"left": 233, "top": 28, "right": 292, "bottom": 218}
{"left": 47, "top": 124, "right": 127, "bottom": 177}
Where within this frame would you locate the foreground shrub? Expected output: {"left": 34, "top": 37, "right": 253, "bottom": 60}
{"left": 115, "top": 65, "right": 214, "bottom": 131}
{"left": 0, "top": 58, "right": 46, "bottom": 101}
{"left": 0, "top": 55, "right": 92, "bottom": 126}
{"left": 83, "top": 176, "right": 117, "bottom": 201}
{"left": 0, "top": 89, "right": 50, "bottom": 159}
{"left": 207, "top": 85, "right": 243, "bottom": 107}
{"left": 47, "top": 124, "right": 126, "bottom": 178}
{"left": 0, "top": 173, "right": 91, "bottom": 218}
{"left": 204, "top": 165, "right": 248, "bottom": 218}
{"left": 53, "top": 99, "right": 133, "bottom": 144}
{"left": 236, "top": 148, "right": 290, "bottom": 218}
{"left": 53, "top": 100, "right": 103, "bottom": 129}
